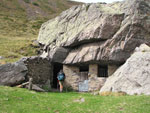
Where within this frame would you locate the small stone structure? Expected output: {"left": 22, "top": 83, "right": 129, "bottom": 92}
{"left": 36, "top": 0, "right": 150, "bottom": 92}
{"left": 63, "top": 64, "right": 119, "bottom": 91}
{"left": 63, "top": 65, "right": 80, "bottom": 91}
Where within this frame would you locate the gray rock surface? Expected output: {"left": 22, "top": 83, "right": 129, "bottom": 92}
{"left": 0, "top": 61, "right": 27, "bottom": 86}
{"left": 21, "top": 56, "right": 52, "bottom": 90}
{"left": 0, "top": 56, "right": 4, "bottom": 59}
{"left": 31, "top": 84, "right": 46, "bottom": 92}
{"left": 0, "top": 56, "right": 52, "bottom": 91}
{"left": 38, "top": 0, "right": 150, "bottom": 64}
{"left": 48, "top": 47, "right": 70, "bottom": 63}
{"left": 25, "top": 84, "right": 46, "bottom": 92}
{"left": 100, "top": 44, "right": 150, "bottom": 95}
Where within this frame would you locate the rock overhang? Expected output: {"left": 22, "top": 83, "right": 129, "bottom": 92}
{"left": 38, "top": 3, "right": 124, "bottom": 45}
{"left": 37, "top": 0, "right": 150, "bottom": 65}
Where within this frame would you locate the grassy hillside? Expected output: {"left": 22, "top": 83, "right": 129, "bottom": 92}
{"left": 0, "top": 86, "right": 150, "bottom": 113}
{"left": 0, "top": 0, "right": 81, "bottom": 36}
{"left": 0, "top": 0, "right": 81, "bottom": 64}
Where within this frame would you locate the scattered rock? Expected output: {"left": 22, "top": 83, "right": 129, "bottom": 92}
{"left": 26, "top": 84, "right": 45, "bottom": 92}
{"left": 0, "top": 56, "right": 4, "bottom": 59}
{"left": 135, "top": 44, "right": 150, "bottom": 52}
{"left": 100, "top": 44, "right": 150, "bottom": 95}
{"left": 73, "top": 97, "right": 85, "bottom": 103}
{"left": 80, "top": 98, "right": 85, "bottom": 102}
{"left": 92, "top": 91, "right": 99, "bottom": 96}
{"left": 31, "top": 40, "right": 41, "bottom": 48}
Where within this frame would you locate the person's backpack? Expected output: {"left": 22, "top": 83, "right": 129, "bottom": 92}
{"left": 57, "top": 73, "right": 65, "bottom": 81}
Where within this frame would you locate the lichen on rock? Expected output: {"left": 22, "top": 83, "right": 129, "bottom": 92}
{"left": 100, "top": 44, "right": 150, "bottom": 95}
{"left": 38, "top": 0, "right": 150, "bottom": 65}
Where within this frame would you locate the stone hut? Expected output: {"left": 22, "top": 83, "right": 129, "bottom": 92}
{"left": 63, "top": 63, "right": 119, "bottom": 91}
{"left": 37, "top": 0, "right": 150, "bottom": 91}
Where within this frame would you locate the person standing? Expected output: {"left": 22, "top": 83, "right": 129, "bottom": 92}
{"left": 57, "top": 70, "right": 65, "bottom": 92}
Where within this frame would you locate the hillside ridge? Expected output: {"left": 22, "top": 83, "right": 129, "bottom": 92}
{"left": 0, "top": 0, "right": 82, "bottom": 36}
{"left": 0, "top": 0, "right": 82, "bottom": 64}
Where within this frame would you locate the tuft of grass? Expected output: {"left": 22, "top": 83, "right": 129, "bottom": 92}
{"left": 32, "top": 2, "right": 39, "bottom": 6}
{"left": 24, "top": 0, "right": 30, "bottom": 3}
{"left": 100, "top": 91, "right": 127, "bottom": 96}
{"left": 0, "top": 86, "right": 150, "bottom": 113}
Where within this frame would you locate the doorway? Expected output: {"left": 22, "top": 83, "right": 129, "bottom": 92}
{"left": 52, "top": 63, "right": 63, "bottom": 89}
{"left": 79, "top": 65, "right": 89, "bottom": 92}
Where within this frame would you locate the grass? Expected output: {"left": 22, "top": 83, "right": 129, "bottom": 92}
{"left": 0, "top": 35, "right": 38, "bottom": 64}
{"left": 0, "top": 0, "right": 82, "bottom": 64}
{"left": 24, "top": 0, "right": 30, "bottom": 3}
{"left": 0, "top": 0, "right": 81, "bottom": 36}
{"left": 0, "top": 86, "right": 150, "bottom": 113}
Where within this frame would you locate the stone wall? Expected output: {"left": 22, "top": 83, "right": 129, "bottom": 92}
{"left": 88, "top": 77, "right": 107, "bottom": 91}
{"left": 88, "top": 64, "right": 107, "bottom": 91}
{"left": 63, "top": 64, "right": 118, "bottom": 91}
{"left": 63, "top": 65, "right": 80, "bottom": 90}
{"left": 22, "top": 56, "right": 52, "bottom": 90}
{"left": 89, "top": 64, "right": 98, "bottom": 77}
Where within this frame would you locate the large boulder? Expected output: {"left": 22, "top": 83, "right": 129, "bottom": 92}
{"left": 0, "top": 61, "right": 27, "bottom": 86}
{"left": 0, "top": 56, "right": 52, "bottom": 91}
{"left": 100, "top": 44, "right": 150, "bottom": 95}
{"left": 48, "top": 47, "right": 70, "bottom": 63}
{"left": 38, "top": 0, "right": 150, "bottom": 65}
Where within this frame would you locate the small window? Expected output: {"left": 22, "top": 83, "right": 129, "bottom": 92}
{"left": 98, "top": 65, "right": 108, "bottom": 77}
{"left": 79, "top": 65, "right": 89, "bottom": 72}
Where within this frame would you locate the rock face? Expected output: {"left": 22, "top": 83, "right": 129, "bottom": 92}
{"left": 38, "top": 0, "right": 150, "bottom": 65}
{"left": 0, "top": 56, "right": 4, "bottom": 59}
{"left": 1, "top": 0, "right": 150, "bottom": 93}
{"left": 100, "top": 44, "right": 150, "bottom": 95}
{"left": 0, "top": 61, "right": 27, "bottom": 86}
{"left": 21, "top": 56, "right": 52, "bottom": 90}
{"left": 0, "top": 56, "right": 52, "bottom": 91}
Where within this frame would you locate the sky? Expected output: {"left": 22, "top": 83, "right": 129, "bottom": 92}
{"left": 71, "top": 0, "right": 123, "bottom": 3}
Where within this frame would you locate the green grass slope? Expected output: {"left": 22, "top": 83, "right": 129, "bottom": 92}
{"left": 0, "top": 0, "right": 81, "bottom": 35}
{"left": 0, "top": 0, "right": 81, "bottom": 64}
{"left": 0, "top": 86, "right": 150, "bottom": 113}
